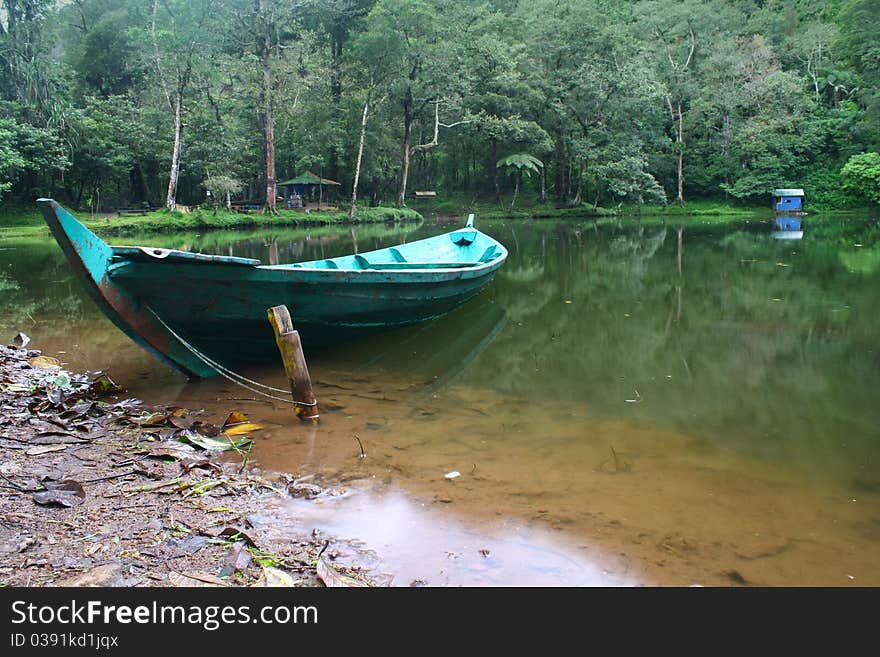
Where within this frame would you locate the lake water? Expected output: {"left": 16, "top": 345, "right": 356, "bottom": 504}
{"left": 2, "top": 213, "right": 879, "bottom": 586}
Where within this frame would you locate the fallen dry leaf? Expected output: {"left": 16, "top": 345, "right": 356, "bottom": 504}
{"left": 252, "top": 566, "right": 300, "bottom": 587}
{"left": 214, "top": 527, "right": 257, "bottom": 547}
{"left": 317, "top": 555, "right": 369, "bottom": 588}
{"left": 25, "top": 445, "right": 68, "bottom": 456}
{"left": 32, "top": 479, "right": 86, "bottom": 507}
{"left": 55, "top": 564, "right": 123, "bottom": 587}
{"left": 168, "top": 571, "right": 228, "bottom": 587}
{"left": 223, "top": 542, "right": 253, "bottom": 573}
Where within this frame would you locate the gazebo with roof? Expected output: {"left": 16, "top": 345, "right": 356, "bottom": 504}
{"left": 278, "top": 171, "right": 341, "bottom": 207}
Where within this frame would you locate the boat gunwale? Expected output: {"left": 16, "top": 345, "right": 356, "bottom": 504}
{"left": 109, "top": 232, "right": 508, "bottom": 275}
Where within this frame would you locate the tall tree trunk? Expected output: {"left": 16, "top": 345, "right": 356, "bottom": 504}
{"left": 554, "top": 134, "right": 565, "bottom": 200}
{"left": 256, "top": 110, "right": 267, "bottom": 200}
{"left": 721, "top": 113, "right": 731, "bottom": 157}
{"left": 492, "top": 140, "right": 500, "bottom": 203}
{"left": 265, "top": 105, "right": 276, "bottom": 213}
{"left": 166, "top": 88, "right": 183, "bottom": 212}
{"left": 261, "top": 9, "right": 277, "bottom": 214}
{"left": 540, "top": 166, "right": 546, "bottom": 203}
{"left": 676, "top": 101, "right": 684, "bottom": 205}
{"left": 350, "top": 98, "right": 369, "bottom": 219}
{"left": 397, "top": 89, "right": 413, "bottom": 208}
{"left": 510, "top": 173, "right": 519, "bottom": 208}
{"left": 573, "top": 164, "right": 583, "bottom": 205}
{"left": 565, "top": 156, "right": 572, "bottom": 201}
{"left": 329, "top": 32, "right": 343, "bottom": 183}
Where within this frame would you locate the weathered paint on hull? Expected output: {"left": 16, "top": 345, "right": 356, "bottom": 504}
{"left": 38, "top": 199, "right": 507, "bottom": 379}
{"left": 38, "top": 199, "right": 217, "bottom": 378}
{"left": 117, "top": 271, "right": 496, "bottom": 364}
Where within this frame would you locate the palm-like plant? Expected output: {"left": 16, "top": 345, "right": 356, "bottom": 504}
{"left": 496, "top": 153, "right": 544, "bottom": 208}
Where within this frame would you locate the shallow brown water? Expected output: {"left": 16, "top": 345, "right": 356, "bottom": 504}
{"left": 2, "top": 215, "right": 879, "bottom": 585}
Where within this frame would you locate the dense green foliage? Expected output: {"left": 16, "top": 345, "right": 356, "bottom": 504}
{"left": 1, "top": 0, "right": 878, "bottom": 217}
{"left": 841, "top": 152, "right": 880, "bottom": 204}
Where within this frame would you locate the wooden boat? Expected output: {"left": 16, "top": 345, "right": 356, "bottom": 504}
{"left": 37, "top": 199, "right": 508, "bottom": 379}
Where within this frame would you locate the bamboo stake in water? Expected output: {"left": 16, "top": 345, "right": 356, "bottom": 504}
{"left": 267, "top": 305, "right": 319, "bottom": 422}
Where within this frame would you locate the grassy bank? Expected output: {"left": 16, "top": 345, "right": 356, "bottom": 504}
{"left": 3, "top": 196, "right": 873, "bottom": 241}
{"left": 0, "top": 206, "right": 48, "bottom": 238}
{"left": 88, "top": 205, "right": 422, "bottom": 237}
{"left": 0, "top": 203, "right": 422, "bottom": 238}
{"left": 408, "top": 193, "right": 780, "bottom": 221}
{"left": 615, "top": 200, "right": 771, "bottom": 217}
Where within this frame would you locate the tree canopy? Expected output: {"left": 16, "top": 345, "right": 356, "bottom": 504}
{"left": 1, "top": 0, "right": 878, "bottom": 211}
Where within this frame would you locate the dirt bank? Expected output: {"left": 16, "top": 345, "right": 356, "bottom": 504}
{"left": 0, "top": 337, "right": 384, "bottom": 587}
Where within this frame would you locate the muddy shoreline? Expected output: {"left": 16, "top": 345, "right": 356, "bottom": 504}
{"left": 0, "top": 338, "right": 384, "bottom": 588}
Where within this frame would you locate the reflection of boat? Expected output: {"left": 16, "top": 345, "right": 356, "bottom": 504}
{"left": 38, "top": 199, "right": 508, "bottom": 379}
{"left": 352, "top": 293, "right": 507, "bottom": 389}
{"left": 772, "top": 215, "right": 804, "bottom": 240}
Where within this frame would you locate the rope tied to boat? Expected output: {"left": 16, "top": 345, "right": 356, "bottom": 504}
{"left": 146, "top": 307, "right": 317, "bottom": 407}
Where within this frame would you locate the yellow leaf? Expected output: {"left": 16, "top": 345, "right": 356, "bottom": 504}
{"left": 222, "top": 411, "right": 249, "bottom": 427}
{"left": 28, "top": 356, "right": 61, "bottom": 370}
{"left": 222, "top": 422, "right": 264, "bottom": 436}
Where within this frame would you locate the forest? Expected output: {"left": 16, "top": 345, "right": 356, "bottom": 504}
{"left": 1, "top": 0, "right": 878, "bottom": 214}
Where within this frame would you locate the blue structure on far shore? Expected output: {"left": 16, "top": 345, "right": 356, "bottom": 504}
{"left": 773, "top": 188, "right": 805, "bottom": 213}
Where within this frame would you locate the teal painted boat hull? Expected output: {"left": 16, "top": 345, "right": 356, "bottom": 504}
{"left": 37, "top": 199, "right": 508, "bottom": 379}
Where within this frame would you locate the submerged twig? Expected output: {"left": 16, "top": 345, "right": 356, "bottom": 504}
{"left": 353, "top": 434, "right": 366, "bottom": 459}
{"left": 599, "top": 445, "right": 632, "bottom": 474}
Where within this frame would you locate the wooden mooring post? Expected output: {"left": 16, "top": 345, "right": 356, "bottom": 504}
{"left": 267, "top": 305, "right": 319, "bottom": 422}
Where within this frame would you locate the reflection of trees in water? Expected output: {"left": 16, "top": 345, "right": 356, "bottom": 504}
{"left": 187, "top": 223, "right": 427, "bottom": 264}
{"left": 0, "top": 244, "right": 87, "bottom": 333}
{"left": 469, "top": 218, "right": 880, "bottom": 481}
{"left": 609, "top": 224, "right": 667, "bottom": 258}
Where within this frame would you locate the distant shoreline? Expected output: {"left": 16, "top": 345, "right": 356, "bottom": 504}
{"left": 1, "top": 199, "right": 874, "bottom": 240}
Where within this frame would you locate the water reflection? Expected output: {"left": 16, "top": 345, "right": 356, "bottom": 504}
{"left": 773, "top": 214, "right": 804, "bottom": 240}
{"left": 261, "top": 492, "right": 640, "bottom": 586}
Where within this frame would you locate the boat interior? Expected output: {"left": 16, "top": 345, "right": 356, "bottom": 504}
{"left": 109, "top": 221, "right": 505, "bottom": 272}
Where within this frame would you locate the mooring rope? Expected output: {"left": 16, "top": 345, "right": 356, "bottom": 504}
{"left": 145, "top": 306, "right": 311, "bottom": 405}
